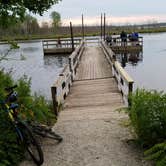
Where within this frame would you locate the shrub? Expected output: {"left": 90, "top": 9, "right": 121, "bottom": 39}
{"left": 16, "top": 75, "right": 55, "bottom": 124}
{"left": 0, "top": 108, "right": 24, "bottom": 166}
{"left": 0, "top": 70, "right": 23, "bottom": 166}
{"left": 128, "top": 89, "right": 166, "bottom": 147}
{"left": 144, "top": 142, "right": 166, "bottom": 166}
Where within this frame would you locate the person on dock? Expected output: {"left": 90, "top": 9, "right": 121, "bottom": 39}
{"left": 112, "top": 33, "right": 117, "bottom": 45}
{"left": 120, "top": 31, "right": 127, "bottom": 46}
{"left": 106, "top": 35, "right": 112, "bottom": 46}
{"left": 57, "top": 37, "right": 61, "bottom": 47}
{"left": 129, "top": 32, "right": 139, "bottom": 46}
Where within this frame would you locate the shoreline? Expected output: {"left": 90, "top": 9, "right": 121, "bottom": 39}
{"left": 1, "top": 27, "right": 166, "bottom": 42}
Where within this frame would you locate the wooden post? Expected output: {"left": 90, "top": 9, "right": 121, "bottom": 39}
{"left": 70, "top": 22, "right": 74, "bottom": 52}
{"left": 104, "top": 13, "right": 106, "bottom": 41}
{"left": 128, "top": 82, "right": 133, "bottom": 107}
{"left": 51, "top": 86, "right": 58, "bottom": 116}
{"left": 69, "top": 57, "right": 74, "bottom": 81}
{"left": 82, "top": 14, "right": 85, "bottom": 39}
{"left": 101, "top": 13, "right": 103, "bottom": 39}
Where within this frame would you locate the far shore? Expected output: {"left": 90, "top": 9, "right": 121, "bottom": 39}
{"left": 1, "top": 26, "right": 166, "bottom": 42}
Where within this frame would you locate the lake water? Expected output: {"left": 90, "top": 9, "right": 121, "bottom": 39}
{"left": 1, "top": 33, "right": 166, "bottom": 99}
{"left": 0, "top": 41, "right": 68, "bottom": 99}
{"left": 116, "top": 32, "right": 166, "bottom": 92}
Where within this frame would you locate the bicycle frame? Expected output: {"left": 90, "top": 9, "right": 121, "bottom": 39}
{"left": 1, "top": 102, "right": 24, "bottom": 141}
{"left": 5, "top": 104, "right": 15, "bottom": 121}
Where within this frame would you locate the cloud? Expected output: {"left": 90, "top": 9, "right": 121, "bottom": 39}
{"left": 37, "top": 14, "right": 166, "bottom": 27}
{"left": 62, "top": 14, "right": 166, "bottom": 26}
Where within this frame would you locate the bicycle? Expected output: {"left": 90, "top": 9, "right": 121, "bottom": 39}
{"left": 0, "top": 85, "right": 44, "bottom": 166}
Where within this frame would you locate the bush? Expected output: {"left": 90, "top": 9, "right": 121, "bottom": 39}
{"left": 16, "top": 75, "right": 55, "bottom": 124}
{"left": 0, "top": 70, "right": 55, "bottom": 165}
{"left": 128, "top": 89, "right": 166, "bottom": 147}
{"left": 127, "top": 89, "right": 166, "bottom": 165}
{"left": 0, "top": 108, "right": 24, "bottom": 166}
{"left": 144, "top": 142, "right": 166, "bottom": 166}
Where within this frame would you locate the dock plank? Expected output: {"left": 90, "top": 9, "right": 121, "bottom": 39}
{"left": 75, "top": 46, "right": 112, "bottom": 80}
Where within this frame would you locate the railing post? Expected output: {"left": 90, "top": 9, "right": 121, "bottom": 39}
{"left": 101, "top": 13, "right": 103, "bottom": 39}
{"left": 128, "top": 82, "right": 133, "bottom": 107}
{"left": 51, "top": 86, "right": 58, "bottom": 116}
{"left": 69, "top": 57, "right": 74, "bottom": 81}
{"left": 82, "top": 14, "right": 85, "bottom": 39}
{"left": 70, "top": 22, "right": 74, "bottom": 52}
{"left": 104, "top": 13, "right": 106, "bottom": 41}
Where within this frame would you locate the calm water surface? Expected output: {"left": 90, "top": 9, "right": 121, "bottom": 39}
{"left": 1, "top": 33, "right": 166, "bottom": 99}
{"left": 0, "top": 41, "right": 68, "bottom": 99}
{"left": 116, "top": 32, "right": 166, "bottom": 92}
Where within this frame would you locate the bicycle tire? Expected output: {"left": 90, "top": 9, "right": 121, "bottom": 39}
{"left": 44, "top": 130, "right": 63, "bottom": 142}
{"left": 18, "top": 122, "right": 44, "bottom": 166}
{"left": 31, "top": 123, "right": 63, "bottom": 142}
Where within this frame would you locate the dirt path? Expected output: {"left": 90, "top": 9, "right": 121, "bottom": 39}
{"left": 20, "top": 105, "right": 151, "bottom": 166}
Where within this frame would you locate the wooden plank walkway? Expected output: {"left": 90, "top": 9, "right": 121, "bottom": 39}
{"left": 20, "top": 45, "right": 151, "bottom": 166}
{"left": 75, "top": 46, "right": 112, "bottom": 80}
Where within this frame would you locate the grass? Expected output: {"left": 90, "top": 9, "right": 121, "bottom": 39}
{"left": 126, "top": 89, "right": 166, "bottom": 165}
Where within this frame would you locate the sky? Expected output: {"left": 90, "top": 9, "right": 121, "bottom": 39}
{"left": 36, "top": 0, "right": 166, "bottom": 25}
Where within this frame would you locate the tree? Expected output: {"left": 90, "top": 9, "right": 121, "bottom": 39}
{"left": 50, "top": 11, "right": 61, "bottom": 30}
{"left": 41, "top": 21, "right": 49, "bottom": 34}
{"left": 21, "top": 14, "right": 39, "bottom": 34}
{"left": 0, "top": 0, "right": 61, "bottom": 28}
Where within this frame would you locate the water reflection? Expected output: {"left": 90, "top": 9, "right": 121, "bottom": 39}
{"left": 0, "top": 42, "right": 69, "bottom": 99}
{"left": 44, "top": 55, "right": 68, "bottom": 68}
{"left": 116, "top": 51, "right": 143, "bottom": 67}
{"left": 22, "top": 47, "right": 39, "bottom": 52}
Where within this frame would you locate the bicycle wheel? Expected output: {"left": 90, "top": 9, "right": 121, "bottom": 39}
{"left": 44, "top": 130, "right": 63, "bottom": 142}
{"left": 18, "top": 122, "right": 44, "bottom": 166}
{"left": 31, "top": 123, "right": 63, "bottom": 142}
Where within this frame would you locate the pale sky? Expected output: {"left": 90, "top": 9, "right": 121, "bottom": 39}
{"left": 36, "top": 0, "right": 166, "bottom": 25}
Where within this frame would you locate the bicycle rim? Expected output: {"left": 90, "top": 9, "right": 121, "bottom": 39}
{"left": 18, "top": 122, "right": 44, "bottom": 165}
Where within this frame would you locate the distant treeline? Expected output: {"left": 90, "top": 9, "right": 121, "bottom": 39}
{"left": 1, "top": 22, "right": 166, "bottom": 40}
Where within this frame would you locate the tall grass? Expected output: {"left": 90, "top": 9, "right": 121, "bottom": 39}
{"left": 127, "top": 89, "right": 166, "bottom": 165}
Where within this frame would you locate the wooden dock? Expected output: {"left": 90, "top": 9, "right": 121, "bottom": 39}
{"left": 64, "top": 46, "right": 123, "bottom": 112}
{"left": 51, "top": 39, "right": 134, "bottom": 115}
{"left": 110, "top": 36, "right": 143, "bottom": 53}
{"left": 42, "top": 38, "right": 81, "bottom": 55}
{"left": 20, "top": 39, "right": 152, "bottom": 166}
{"left": 41, "top": 40, "right": 151, "bottom": 166}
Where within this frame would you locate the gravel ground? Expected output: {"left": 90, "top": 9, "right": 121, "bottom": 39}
{"left": 20, "top": 106, "right": 153, "bottom": 166}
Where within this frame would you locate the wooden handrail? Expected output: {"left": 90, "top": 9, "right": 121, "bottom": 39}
{"left": 108, "top": 36, "right": 143, "bottom": 46}
{"left": 114, "top": 61, "right": 134, "bottom": 84}
{"left": 51, "top": 40, "right": 85, "bottom": 115}
{"left": 43, "top": 38, "right": 82, "bottom": 49}
{"left": 101, "top": 40, "right": 134, "bottom": 105}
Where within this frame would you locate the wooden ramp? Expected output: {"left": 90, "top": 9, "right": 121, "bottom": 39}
{"left": 63, "top": 46, "right": 124, "bottom": 114}
{"left": 75, "top": 46, "right": 112, "bottom": 80}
